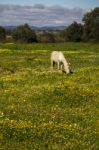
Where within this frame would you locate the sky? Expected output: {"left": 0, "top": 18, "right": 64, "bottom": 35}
{"left": 0, "top": 0, "right": 99, "bottom": 26}
{"left": 0, "top": 0, "right": 99, "bottom": 8}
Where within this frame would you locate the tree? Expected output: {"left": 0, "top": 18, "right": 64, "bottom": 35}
{"left": 12, "top": 24, "right": 37, "bottom": 43}
{"left": 83, "top": 7, "right": 99, "bottom": 41}
{"left": 0, "top": 26, "right": 6, "bottom": 42}
{"left": 55, "top": 30, "right": 66, "bottom": 42}
{"left": 39, "top": 31, "right": 55, "bottom": 43}
{"left": 64, "top": 22, "right": 83, "bottom": 42}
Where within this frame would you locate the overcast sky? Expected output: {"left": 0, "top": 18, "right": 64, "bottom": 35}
{"left": 0, "top": 0, "right": 99, "bottom": 26}
{"left": 0, "top": 0, "right": 99, "bottom": 8}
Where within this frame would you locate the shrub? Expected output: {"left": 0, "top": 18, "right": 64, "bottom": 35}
{"left": 12, "top": 24, "right": 37, "bottom": 43}
{"left": 0, "top": 26, "right": 6, "bottom": 42}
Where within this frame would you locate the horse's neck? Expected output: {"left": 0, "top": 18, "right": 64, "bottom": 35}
{"left": 62, "top": 59, "right": 68, "bottom": 66}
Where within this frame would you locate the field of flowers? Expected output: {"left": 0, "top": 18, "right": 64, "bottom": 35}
{"left": 0, "top": 43, "right": 99, "bottom": 149}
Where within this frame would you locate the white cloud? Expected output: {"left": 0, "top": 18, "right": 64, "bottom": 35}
{"left": 0, "top": 4, "right": 88, "bottom": 26}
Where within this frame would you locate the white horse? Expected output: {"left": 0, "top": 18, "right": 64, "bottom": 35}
{"left": 51, "top": 51, "right": 72, "bottom": 74}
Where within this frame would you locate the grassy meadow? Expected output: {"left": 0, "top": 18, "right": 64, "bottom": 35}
{"left": 0, "top": 42, "right": 99, "bottom": 149}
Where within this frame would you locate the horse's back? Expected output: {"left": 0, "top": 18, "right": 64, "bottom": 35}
{"left": 51, "top": 51, "right": 64, "bottom": 62}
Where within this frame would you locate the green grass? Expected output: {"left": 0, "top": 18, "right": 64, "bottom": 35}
{"left": 0, "top": 42, "right": 99, "bottom": 150}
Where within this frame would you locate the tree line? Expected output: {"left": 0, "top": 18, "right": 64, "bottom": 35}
{"left": 0, "top": 7, "right": 99, "bottom": 43}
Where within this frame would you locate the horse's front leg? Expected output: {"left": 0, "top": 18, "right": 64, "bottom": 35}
{"left": 60, "top": 64, "right": 63, "bottom": 71}
{"left": 57, "top": 61, "right": 60, "bottom": 70}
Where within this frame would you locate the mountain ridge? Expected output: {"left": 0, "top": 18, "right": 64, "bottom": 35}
{"left": 3, "top": 25, "right": 66, "bottom": 31}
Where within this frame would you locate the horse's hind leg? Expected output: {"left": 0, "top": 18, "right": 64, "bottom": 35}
{"left": 51, "top": 61, "right": 55, "bottom": 71}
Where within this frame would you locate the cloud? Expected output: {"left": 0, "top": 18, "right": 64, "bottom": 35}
{"left": 0, "top": 4, "right": 88, "bottom": 26}
{"left": 33, "top": 4, "right": 45, "bottom": 9}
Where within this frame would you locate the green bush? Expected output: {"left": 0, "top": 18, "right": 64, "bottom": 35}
{"left": 12, "top": 24, "right": 37, "bottom": 43}
{"left": 0, "top": 26, "right": 6, "bottom": 42}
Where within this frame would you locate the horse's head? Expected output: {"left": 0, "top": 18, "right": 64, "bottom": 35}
{"left": 63, "top": 62, "right": 73, "bottom": 74}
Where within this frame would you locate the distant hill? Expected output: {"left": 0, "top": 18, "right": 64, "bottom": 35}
{"left": 35, "top": 26, "right": 66, "bottom": 31}
{"left": 4, "top": 26, "right": 16, "bottom": 30}
{"left": 4, "top": 26, "right": 66, "bottom": 31}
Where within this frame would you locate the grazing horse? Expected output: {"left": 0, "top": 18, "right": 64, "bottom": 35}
{"left": 51, "top": 51, "right": 72, "bottom": 74}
